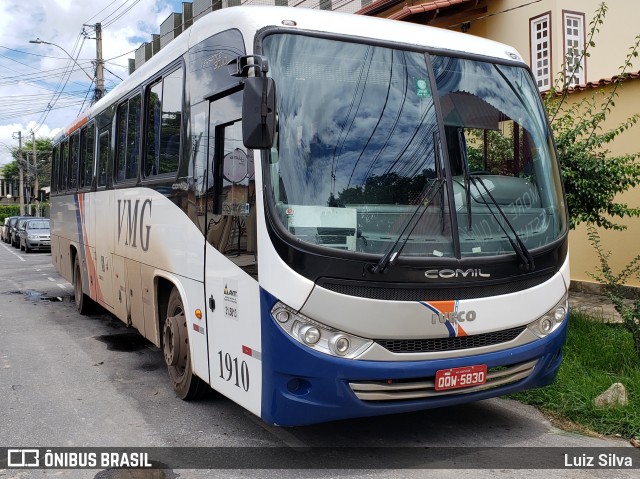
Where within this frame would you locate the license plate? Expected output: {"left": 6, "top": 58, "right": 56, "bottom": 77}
{"left": 435, "top": 364, "right": 487, "bottom": 391}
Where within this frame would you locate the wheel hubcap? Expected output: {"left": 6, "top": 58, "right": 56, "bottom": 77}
{"left": 163, "top": 313, "right": 187, "bottom": 368}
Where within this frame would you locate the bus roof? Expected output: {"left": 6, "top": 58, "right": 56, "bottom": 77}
{"left": 190, "top": 6, "right": 524, "bottom": 64}
{"left": 55, "top": 6, "right": 525, "bottom": 142}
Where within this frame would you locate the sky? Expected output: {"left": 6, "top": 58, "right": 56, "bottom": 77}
{"left": 0, "top": 0, "right": 185, "bottom": 166}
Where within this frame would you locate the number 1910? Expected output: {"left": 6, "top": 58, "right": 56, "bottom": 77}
{"left": 217, "top": 350, "right": 249, "bottom": 391}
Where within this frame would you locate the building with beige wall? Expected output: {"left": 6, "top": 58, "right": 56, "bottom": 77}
{"left": 359, "top": 0, "right": 640, "bottom": 290}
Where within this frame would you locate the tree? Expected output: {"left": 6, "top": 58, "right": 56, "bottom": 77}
{"left": 0, "top": 136, "right": 52, "bottom": 189}
{"left": 549, "top": 2, "right": 640, "bottom": 355}
{"left": 545, "top": 2, "right": 640, "bottom": 231}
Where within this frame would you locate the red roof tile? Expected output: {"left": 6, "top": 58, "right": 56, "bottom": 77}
{"left": 564, "top": 70, "right": 640, "bottom": 93}
{"left": 357, "top": 0, "right": 474, "bottom": 17}
{"left": 389, "top": 0, "right": 474, "bottom": 20}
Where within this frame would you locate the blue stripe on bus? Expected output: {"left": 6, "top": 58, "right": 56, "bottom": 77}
{"left": 259, "top": 288, "right": 567, "bottom": 427}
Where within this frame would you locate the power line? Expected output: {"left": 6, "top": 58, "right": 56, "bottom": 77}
{"left": 32, "top": 33, "right": 89, "bottom": 132}
{"left": 0, "top": 45, "right": 94, "bottom": 61}
{"left": 85, "top": 0, "right": 121, "bottom": 24}
{"left": 102, "top": 0, "right": 143, "bottom": 29}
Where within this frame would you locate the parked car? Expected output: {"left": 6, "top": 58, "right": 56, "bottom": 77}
{"left": 11, "top": 216, "right": 31, "bottom": 248}
{"left": 5, "top": 216, "right": 27, "bottom": 245}
{"left": 19, "top": 218, "right": 51, "bottom": 253}
{"left": 1, "top": 216, "right": 17, "bottom": 243}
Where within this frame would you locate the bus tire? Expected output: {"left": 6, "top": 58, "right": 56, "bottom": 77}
{"left": 163, "top": 287, "right": 208, "bottom": 400}
{"left": 74, "top": 256, "right": 94, "bottom": 315}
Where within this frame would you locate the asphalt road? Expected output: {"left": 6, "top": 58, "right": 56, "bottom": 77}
{"left": 0, "top": 242, "right": 637, "bottom": 478}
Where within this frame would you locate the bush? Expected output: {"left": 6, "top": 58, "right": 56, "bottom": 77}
{"left": 0, "top": 205, "right": 20, "bottom": 224}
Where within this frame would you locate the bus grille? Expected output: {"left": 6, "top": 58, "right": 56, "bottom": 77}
{"left": 349, "top": 359, "right": 538, "bottom": 402}
{"left": 375, "top": 326, "right": 526, "bottom": 353}
{"left": 317, "top": 272, "right": 554, "bottom": 301}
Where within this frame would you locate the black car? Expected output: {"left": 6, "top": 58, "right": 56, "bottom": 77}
{"left": 19, "top": 218, "right": 51, "bottom": 253}
{"left": 1, "top": 216, "right": 18, "bottom": 243}
{"left": 10, "top": 216, "right": 31, "bottom": 248}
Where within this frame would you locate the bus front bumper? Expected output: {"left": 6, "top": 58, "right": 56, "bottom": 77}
{"left": 260, "top": 289, "right": 567, "bottom": 427}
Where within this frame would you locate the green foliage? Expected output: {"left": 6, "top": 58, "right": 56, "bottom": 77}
{"left": 511, "top": 313, "right": 640, "bottom": 439}
{"left": 545, "top": 2, "right": 640, "bottom": 230}
{"left": 1, "top": 136, "right": 52, "bottom": 188}
{"left": 1, "top": 161, "right": 19, "bottom": 180}
{"left": 466, "top": 127, "right": 517, "bottom": 175}
{"left": 587, "top": 226, "right": 640, "bottom": 355}
{"left": 0, "top": 205, "right": 20, "bottom": 223}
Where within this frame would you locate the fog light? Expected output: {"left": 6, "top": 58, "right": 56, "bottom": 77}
{"left": 287, "top": 378, "right": 311, "bottom": 396}
{"left": 300, "top": 325, "right": 320, "bottom": 345}
{"left": 330, "top": 335, "right": 350, "bottom": 356}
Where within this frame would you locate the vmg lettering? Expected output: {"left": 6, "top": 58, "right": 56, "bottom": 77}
{"left": 117, "top": 199, "right": 152, "bottom": 251}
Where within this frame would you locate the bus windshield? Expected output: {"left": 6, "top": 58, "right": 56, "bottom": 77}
{"left": 263, "top": 33, "right": 566, "bottom": 259}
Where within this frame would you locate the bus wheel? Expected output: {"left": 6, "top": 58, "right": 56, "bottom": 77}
{"left": 74, "top": 257, "right": 94, "bottom": 315}
{"left": 163, "top": 288, "right": 207, "bottom": 400}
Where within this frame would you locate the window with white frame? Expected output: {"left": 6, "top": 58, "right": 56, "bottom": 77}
{"left": 530, "top": 13, "right": 551, "bottom": 91}
{"left": 564, "top": 12, "right": 585, "bottom": 86}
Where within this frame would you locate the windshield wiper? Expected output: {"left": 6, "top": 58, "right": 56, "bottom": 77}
{"left": 470, "top": 176, "right": 535, "bottom": 271}
{"left": 371, "top": 177, "right": 445, "bottom": 274}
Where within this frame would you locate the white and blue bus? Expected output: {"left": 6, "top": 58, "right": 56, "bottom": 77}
{"left": 50, "top": 6, "right": 569, "bottom": 426}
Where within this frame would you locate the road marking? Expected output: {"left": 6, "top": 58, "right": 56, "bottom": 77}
{"left": 1, "top": 243, "right": 26, "bottom": 261}
{"left": 48, "top": 277, "right": 56, "bottom": 282}
{"left": 57, "top": 284, "right": 69, "bottom": 290}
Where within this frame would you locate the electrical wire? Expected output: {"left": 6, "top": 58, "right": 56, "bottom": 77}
{"left": 32, "top": 34, "right": 90, "bottom": 131}
{"left": 101, "top": 0, "right": 143, "bottom": 30}
{"left": 84, "top": 0, "right": 121, "bottom": 24}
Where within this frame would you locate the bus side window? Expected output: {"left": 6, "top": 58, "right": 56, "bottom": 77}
{"left": 127, "top": 95, "right": 141, "bottom": 180}
{"left": 144, "top": 66, "right": 183, "bottom": 178}
{"left": 81, "top": 123, "right": 95, "bottom": 189}
{"left": 60, "top": 139, "right": 68, "bottom": 191}
{"left": 97, "top": 129, "right": 110, "bottom": 188}
{"left": 51, "top": 146, "right": 58, "bottom": 193}
{"left": 116, "top": 94, "right": 142, "bottom": 183}
{"left": 116, "top": 101, "right": 128, "bottom": 183}
{"left": 69, "top": 132, "right": 79, "bottom": 191}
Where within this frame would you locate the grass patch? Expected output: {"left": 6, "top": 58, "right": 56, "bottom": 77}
{"left": 510, "top": 312, "right": 640, "bottom": 439}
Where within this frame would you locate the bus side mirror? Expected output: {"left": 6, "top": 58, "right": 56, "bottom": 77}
{"left": 242, "top": 77, "right": 276, "bottom": 149}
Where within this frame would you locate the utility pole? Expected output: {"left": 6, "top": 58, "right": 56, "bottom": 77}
{"left": 95, "top": 23, "right": 104, "bottom": 102}
{"left": 14, "top": 131, "right": 24, "bottom": 215}
{"left": 32, "top": 131, "right": 39, "bottom": 216}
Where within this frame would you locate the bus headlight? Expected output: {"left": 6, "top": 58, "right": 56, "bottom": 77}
{"left": 527, "top": 294, "right": 568, "bottom": 338}
{"left": 299, "top": 325, "right": 321, "bottom": 345}
{"left": 271, "top": 302, "right": 373, "bottom": 358}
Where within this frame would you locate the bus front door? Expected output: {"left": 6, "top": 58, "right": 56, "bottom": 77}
{"left": 204, "top": 90, "right": 262, "bottom": 419}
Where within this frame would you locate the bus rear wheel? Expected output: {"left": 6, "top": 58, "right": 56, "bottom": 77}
{"left": 74, "top": 256, "right": 94, "bottom": 315}
{"left": 163, "top": 288, "right": 207, "bottom": 400}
